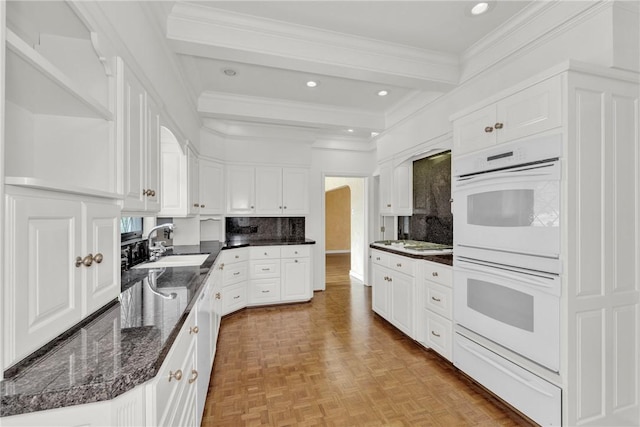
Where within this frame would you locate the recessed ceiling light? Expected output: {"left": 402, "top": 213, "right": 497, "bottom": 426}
{"left": 377, "top": 90, "right": 389, "bottom": 97}
{"left": 371, "top": 132, "right": 380, "bottom": 137}
{"left": 471, "top": 2, "right": 489, "bottom": 15}
{"left": 222, "top": 68, "right": 237, "bottom": 77}
{"left": 347, "top": 129, "right": 354, "bottom": 133}
{"left": 306, "top": 80, "right": 318, "bottom": 88}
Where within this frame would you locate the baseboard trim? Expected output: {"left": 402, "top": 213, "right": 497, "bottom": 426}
{"left": 325, "top": 250, "right": 350, "bottom": 254}
{"left": 349, "top": 270, "right": 364, "bottom": 283}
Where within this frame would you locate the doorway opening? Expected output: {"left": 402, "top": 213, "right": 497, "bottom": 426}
{"left": 324, "top": 177, "right": 366, "bottom": 287}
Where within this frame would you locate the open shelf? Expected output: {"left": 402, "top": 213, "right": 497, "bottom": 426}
{"left": 5, "top": 29, "right": 112, "bottom": 120}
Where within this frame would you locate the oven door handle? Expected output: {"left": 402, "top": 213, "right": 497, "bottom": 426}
{"left": 455, "top": 260, "right": 558, "bottom": 291}
{"left": 454, "top": 162, "right": 557, "bottom": 187}
{"left": 457, "top": 338, "right": 556, "bottom": 397}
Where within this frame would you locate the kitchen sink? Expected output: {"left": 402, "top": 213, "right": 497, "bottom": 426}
{"left": 131, "top": 254, "right": 209, "bottom": 269}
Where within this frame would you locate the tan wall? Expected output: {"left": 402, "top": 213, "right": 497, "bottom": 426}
{"left": 325, "top": 186, "right": 351, "bottom": 251}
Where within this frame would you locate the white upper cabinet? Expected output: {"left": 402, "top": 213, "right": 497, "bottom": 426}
{"left": 453, "top": 75, "right": 562, "bottom": 156}
{"left": 3, "top": 1, "right": 117, "bottom": 197}
{"left": 226, "top": 166, "right": 308, "bottom": 216}
{"left": 188, "top": 149, "right": 200, "bottom": 215}
{"left": 159, "top": 138, "right": 201, "bottom": 218}
{"left": 226, "top": 165, "right": 256, "bottom": 215}
{"left": 198, "top": 159, "right": 224, "bottom": 216}
{"left": 119, "top": 59, "right": 160, "bottom": 213}
{"left": 379, "top": 160, "right": 412, "bottom": 216}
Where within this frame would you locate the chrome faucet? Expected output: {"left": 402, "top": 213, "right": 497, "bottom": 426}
{"left": 148, "top": 223, "right": 174, "bottom": 261}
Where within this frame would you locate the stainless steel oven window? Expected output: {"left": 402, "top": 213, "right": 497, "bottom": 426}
{"left": 467, "top": 278, "right": 534, "bottom": 332}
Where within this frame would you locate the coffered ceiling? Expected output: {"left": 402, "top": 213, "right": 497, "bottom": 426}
{"left": 151, "top": 1, "right": 534, "bottom": 142}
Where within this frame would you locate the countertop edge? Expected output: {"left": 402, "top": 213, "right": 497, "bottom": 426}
{"left": 370, "top": 244, "right": 453, "bottom": 266}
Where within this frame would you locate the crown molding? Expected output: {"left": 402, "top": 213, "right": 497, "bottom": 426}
{"left": 168, "top": 2, "right": 459, "bottom": 91}
{"left": 199, "top": 91, "right": 385, "bottom": 132}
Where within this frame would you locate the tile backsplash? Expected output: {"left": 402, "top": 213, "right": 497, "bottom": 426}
{"left": 398, "top": 151, "right": 453, "bottom": 245}
{"left": 225, "top": 217, "right": 305, "bottom": 242}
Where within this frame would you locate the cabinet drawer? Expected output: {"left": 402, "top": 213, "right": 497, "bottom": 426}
{"left": 423, "top": 261, "right": 452, "bottom": 287}
{"left": 250, "top": 260, "right": 280, "bottom": 278}
{"left": 425, "top": 311, "right": 452, "bottom": 361}
{"left": 388, "top": 254, "right": 415, "bottom": 276}
{"left": 281, "top": 245, "right": 310, "bottom": 258}
{"left": 221, "top": 283, "right": 247, "bottom": 315}
{"left": 425, "top": 281, "right": 452, "bottom": 319}
{"left": 220, "top": 248, "right": 249, "bottom": 264}
{"left": 248, "top": 279, "right": 281, "bottom": 304}
{"left": 371, "top": 249, "right": 389, "bottom": 267}
{"left": 154, "top": 313, "right": 197, "bottom": 423}
{"left": 250, "top": 246, "right": 281, "bottom": 260}
{"left": 222, "top": 262, "right": 248, "bottom": 286}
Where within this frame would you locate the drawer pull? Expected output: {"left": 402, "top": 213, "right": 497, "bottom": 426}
{"left": 494, "top": 122, "right": 504, "bottom": 129}
{"left": 233, "top": 271, "right": 240, "bottom": 276}
{"left": 294, "top": 251, "right": 298, "bottom": 254}
{"left": 233, "top": 295, "right": 240, "bottom": 299}
{"left": 432, "top": 272, "right": 439, "bottom": 277}
{"left": 396, "top": 263, "right": 402, "bottom": 267}
{"left": 484, "top": 126, "right": 494, "bottom": 133}
{"left": 262, "top": 268, "right": 270, "bottom": 271}
{"left": 264, "top": 252, "right": 268, "bottom": 256}
{"left": 431, "top": 331, "right": 441, "bottom": 338}
{"left": 189, "top": 326, "right": 199, "bottom": 334}
{"left": 235, "top": 255, "right": 239, "bottom": 259}
{"left": 376, "top": 257, "right": 381, "bottom": 261}
{"left": 168, "top": 369, "right": 183, "bottom": 382}
{"left": 431, "top": 296, "right": 441, "bottom": 302}
{"left": 219, "top": 263, "right": 225, "bottom": 270}
{"left": 188, "top": 369, "right": 198, "bottom": 384}
{"left": 261, "top": 290, "right": 270, "bottom": 293}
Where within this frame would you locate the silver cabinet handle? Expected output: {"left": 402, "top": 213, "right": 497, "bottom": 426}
{"left": 431, "top": 331, "right": 441, "bottom": 338}
{"left": 431, "top": 296, "right": 441, "bottom": 302}
{"left": 188, "top": 369, "right": 198, "bottom": 384}
{"left": 432, "top": 272, "right": 439, "bottom": 277}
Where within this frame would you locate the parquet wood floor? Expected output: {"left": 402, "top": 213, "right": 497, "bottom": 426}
{"left": 201, "top": 253, "right": 535, "bottom": 426}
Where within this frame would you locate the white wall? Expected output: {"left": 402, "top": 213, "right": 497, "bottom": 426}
{"left": 325, "top": 177, "right": 366, "bottom": 282}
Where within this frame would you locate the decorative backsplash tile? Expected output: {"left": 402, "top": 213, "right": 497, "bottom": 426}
{"left": 225, "top": 217, "right": 305, "bottom": 242}
{"left": 398, "top": 151, "right": 453, "bottom": 245}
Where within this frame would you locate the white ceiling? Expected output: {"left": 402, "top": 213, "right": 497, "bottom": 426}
{"left": 155, "top": 1, "right": 534, "bottom": 142}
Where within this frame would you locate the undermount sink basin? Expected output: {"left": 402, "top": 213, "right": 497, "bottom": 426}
{"left": 132, "top": 254, "right": 209, "bottom": 269}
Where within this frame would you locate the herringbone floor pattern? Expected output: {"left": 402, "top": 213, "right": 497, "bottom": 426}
{"left": 201, "top": 254, "right": 534, "bottom": 426}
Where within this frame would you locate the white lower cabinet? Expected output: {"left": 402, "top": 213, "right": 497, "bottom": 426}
{"left": 280, "top": 246, "right": 312, "bottom": 302}
{"left": 419, "top": 261, "right": 453, "bottom": 361}
{"left": 370, "top": 249, "right": 415, "bottom": 338}
{"left": 3, "top": 186, "right": 120, "bottom": 368}
{"left": 220, "top": 248, "right": 249, "bottom": 316}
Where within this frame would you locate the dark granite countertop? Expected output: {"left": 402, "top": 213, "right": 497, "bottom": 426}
{"left": 224, "top": 237, "right": 316, "bottom": 248}
{"left": 370, "top": 243, "right": 453, "bottom": 266}
{"left": 0, "top": 241, "right": 225, "bottom": 418}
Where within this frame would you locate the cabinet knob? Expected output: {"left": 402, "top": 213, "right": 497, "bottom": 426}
{"left": 188, "top": 369, "right": 198, "bottom": 384}
{"left": 494, "top": 122, "right": 504, "bottom": 129}
{"left": 201, "top": 204, "right": 205, "bottom": 208}
{"left": 484, "top": 126, "right": 494, "bottom": 133}
{"left": 75, "top": 254, "right": 94, "bottom": 268}
{"left": 431, "top": 331, "right": 441, "bottom": 338}
{"left": 189, "top": 326, "right": 199, "bottom": 334}
{"left": 396, "top": 263, "right": 402, "bottom": 267}
{"left": 235, "top": 255, "right": 239, "bottom": 259}
{"left": 279, "top": 206, "right": 282, "bottom": 209}
{"left": 386, "top": 204, "right": 391, "bottom": 207}
{"left": 142, "top": 189, "right": 148, "bottom": 196}
{"left": 168, "top": 369, "right": 183, "bottom": 382}
{"left": 215, "top": 292, "right": 221, "bottom": 299}
{"left": 150, "top": 190, "right": 156, "bottom": 197}
{"left": 93, "top": 253, "right": 104, "bottom": 264}
{"left": 250, "top": 205, "right": 254, "bottom": 209}
{"left": 284, "top": 206, "right": 287, "bottom": 209}
{"left": 193, "top": 203, "right": 199, "bottom": 208}
{"left": 264, "top": 252, "right": 268, "bottom": 256}
{"left": 295, "top": 259, "right": 299, "bottom": 263}
{"left": 388, "top": 277, "right": 392, "bottom": 282}
{"left": 376, "top": 257, "right": 380, "bottom": 261}
{"left": 219, "top": 263, "right": 225, "bottom": 270}
{"left": 294, "top": 251, "right": 298, "bottom": 255}
{"left": 432, "top": 272, "right": 439, "bottom": 277}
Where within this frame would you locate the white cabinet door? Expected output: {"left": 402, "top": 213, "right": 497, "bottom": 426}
{"left": 282, "top": 168, "right": 309, "bottom": 215}
{"left": 188, "top": 148, "right": 200, "bottom": 215}
{"left": 145, "top": 96, "right": 161, "bottom": 212}
{"left": 392, "top": 162, "right": 412, "bottom": 216}
{"left": 159, "top": 141, "right": 187, "bottom": 217}
{"left": 199, "top": 160, "right": 224, "bottom": 215}
{"left": 4, "top": 191, "right": 83, "bottom": 364}
{"left": 378, "top": 161, "right": 393, "bottom": 215}
{"left": 390, "top": 272, "right": 414, "bottom": 337}
{"left": 453, "top": 104, "right": 497, "bottom": 156}
{"left": 83, "top": 202, "right": 120, "bottom": 314}
{"left": 371, "top": 264, "right": 390, "bottom": 319}
{"left": 226, "top": 166, "right": 255, "bottom": 214}
{"left": 255, "top": 167, "right": 283, "bottom": 214}
{"left": 281, "top": 257, "right": 310, "bottom": 302}
{"left": 121, "top": 63, "right": 146, "bottom": 211}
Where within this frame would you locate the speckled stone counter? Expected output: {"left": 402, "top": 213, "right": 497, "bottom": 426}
{"left": 224, "top": 237, "right": 316, "bottom": 248}
{"left": 369, "top": 243, "right": 453, "bottom": 266}
{"left": 0, "top": 241, "right": 225, "bottom": 418}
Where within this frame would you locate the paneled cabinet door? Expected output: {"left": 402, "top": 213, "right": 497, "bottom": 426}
{"left": 83, "top": 202, "right": 120, "bottom": 314}
{"left": 453, "top": 104, "right": 496, "bottom": 156}
{"left": 188, "top": 148, "right": 200, "bottom": 215}
{"left": 390, "top": 272, "right": 414, "bottom": 338}
{"left": 282, "top": 168, "right": 309, "bottom": 215}
{"left": 255, "top": 167, "right": 283, "bottom": 214}
{"left": 281, "top": 257, "right": 310, "bottom": 301}
{"left": 4, "top": 192, "right": 83, "bottom": 364}
{"left": 226, "top": 166, "right": 255, "bottom": 214}
{"left": 378, "top": 161, "right": 393, "bottom": 215}
{"left": 199, "top": 160, "right": 224, "bottom": 215}
{"left": 371, "top": 264, "right": 390, "bottom": 319}
{"left": 195, "top": 277, "right": 214, "bottom": 423}
{"left": 145, "top": 96, "right": 161, "bottom": 212}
